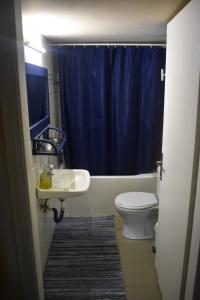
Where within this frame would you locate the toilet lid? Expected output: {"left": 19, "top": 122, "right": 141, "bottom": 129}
{"left": 115, "top": 192, "right": 158, "bottom": 210}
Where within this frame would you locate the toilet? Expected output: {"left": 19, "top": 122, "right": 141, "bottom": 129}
{"left": 115, "top": 192, "right": 158, "bottom": 239}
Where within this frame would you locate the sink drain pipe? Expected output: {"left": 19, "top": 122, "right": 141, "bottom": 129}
{"left": 40, "top": 199, "right": 65, "bottom": 223}
{"left": 52, "top": 199, "right": 65, "bottom": 223}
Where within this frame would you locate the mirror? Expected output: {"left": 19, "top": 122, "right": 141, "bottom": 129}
{"left": 25, "top": 63, "right": 50, "bottom": 138}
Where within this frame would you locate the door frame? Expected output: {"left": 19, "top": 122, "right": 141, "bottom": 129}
{"left": 184, "top": 79, "right": 200, "bottom": 299}
{"left": 0, "top": 0, "right": 43, "bottom": 298}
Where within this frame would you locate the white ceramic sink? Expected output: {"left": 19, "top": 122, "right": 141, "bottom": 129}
{"left": 37, "top": 169, "right": 90, "bottom": 199}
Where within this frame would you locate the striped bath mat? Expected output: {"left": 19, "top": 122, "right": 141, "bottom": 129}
{"left": 44, "top": 216, "right": 127, "bottom": 299}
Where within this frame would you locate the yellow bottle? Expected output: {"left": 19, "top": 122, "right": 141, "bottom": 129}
{"left": 39, "top": 168, "right": 52, "bottom": 189}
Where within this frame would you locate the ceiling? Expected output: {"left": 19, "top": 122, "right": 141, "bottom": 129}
{"left": 21, "top": 0, "right": 189, "bottom": 43}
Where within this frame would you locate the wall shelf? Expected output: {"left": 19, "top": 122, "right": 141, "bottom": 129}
{"left": 32, "top": 127, "right": 66, "bottom": 155}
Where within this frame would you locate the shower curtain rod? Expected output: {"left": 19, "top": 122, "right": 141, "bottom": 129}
{"left": 50, "top": 43, "right": 166, "bottom": 47}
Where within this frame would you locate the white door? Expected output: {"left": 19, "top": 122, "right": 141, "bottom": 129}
{"left": 155, "top": 1, "right": 200, "bottom": 300}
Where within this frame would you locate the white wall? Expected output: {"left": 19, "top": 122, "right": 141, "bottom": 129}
{"left": 62, "top": 174, "right": 157, "bottom": 217}
{"left": 23, "top": 19, "right": 60, "bottom": 270}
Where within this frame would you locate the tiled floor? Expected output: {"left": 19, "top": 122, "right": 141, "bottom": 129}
{"left": 114, "top": 215, "right": 162, "bottom": 300}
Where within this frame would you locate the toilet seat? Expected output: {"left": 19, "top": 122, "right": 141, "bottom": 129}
{"left": 115, "top": 192, "right": 158, "bottom": 210}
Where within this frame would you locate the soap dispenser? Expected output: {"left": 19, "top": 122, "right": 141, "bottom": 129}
{"left": 39, "top": 167, "right": 52, "bottom": 189}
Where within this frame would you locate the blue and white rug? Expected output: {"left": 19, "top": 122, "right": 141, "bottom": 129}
{"left": 44, "top": 216, "right": 127, "bottom": 299}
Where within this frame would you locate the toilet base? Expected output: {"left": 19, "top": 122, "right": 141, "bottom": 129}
{"left": 122, "top": 225, "right": 154, "bottom": 240}
{"left": 117, "top": 207, "right": 158, "bottom": 240}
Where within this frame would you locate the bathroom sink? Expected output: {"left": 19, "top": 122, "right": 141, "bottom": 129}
{"left": 37, "top": 169, "right": 90, "bottom": 199}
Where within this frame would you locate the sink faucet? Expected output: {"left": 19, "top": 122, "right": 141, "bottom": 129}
{"left": 49, "top": 163, "right": 54, "bottom": 175}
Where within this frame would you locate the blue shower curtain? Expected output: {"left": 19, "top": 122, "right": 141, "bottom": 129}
{"left": 57, "top": 46, "right": 165, "bottom": 175}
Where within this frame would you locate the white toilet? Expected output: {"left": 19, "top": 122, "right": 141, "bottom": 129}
{"left": 115, "top": 192, "right": 158, "bottom": 239}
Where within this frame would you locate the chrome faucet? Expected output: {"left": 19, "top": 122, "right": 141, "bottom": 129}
{"left": 49, "top": 163, "right": 54, "bottom": 175}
